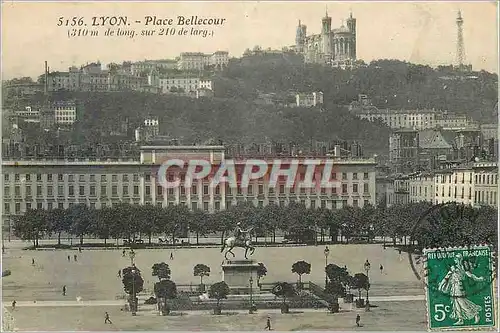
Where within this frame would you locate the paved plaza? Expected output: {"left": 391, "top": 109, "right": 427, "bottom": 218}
{"left": 2, "top": 241, "right": 427, "bottom": 330}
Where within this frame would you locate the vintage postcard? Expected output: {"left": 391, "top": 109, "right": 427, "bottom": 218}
{"left": 1, "top": 1, "right": 498, "bottom": 331}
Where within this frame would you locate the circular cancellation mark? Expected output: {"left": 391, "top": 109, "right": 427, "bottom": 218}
{"left": 407, "top": 202, "right": 496, "bottom": 297}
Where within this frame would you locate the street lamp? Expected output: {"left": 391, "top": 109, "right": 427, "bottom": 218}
{"left": 131, "top": 268, "right": 137, "bottom": 316}
{"left": 249, "top": 276, "right": 254, "bottom": 314}
{"left": 129, "top": 249, "right": 136, "bottom": 266}
{"left": 324, "top": 246, "right": 330, "bottom": 288}
{"left": 364, "top": 260, "right": 371, "bottom": 305}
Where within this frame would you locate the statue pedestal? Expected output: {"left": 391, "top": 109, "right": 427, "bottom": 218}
{"left": 221, "top": 259, "right": 260, "bottom": 293}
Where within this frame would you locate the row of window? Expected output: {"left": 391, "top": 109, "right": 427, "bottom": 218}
{"left": 474, "top": 190, "right": 498, "bottom": 206}
{"left": 5, "top": 172, "right": 372, "bottom": 183}
{"left": 475, "top": 173, "right": 498, "bottom": 185}
{"left": 4, "top": 184, "right": 141, "bottom": 197}
{"left": 5, "top": 174, "right": 141, "bottom": 183}
{"left": 4, "top": 182, "right": 371, "bottom": 199}
{"left": 436, "top": 186, "right": 473, "bottom": 200}
{"left": 437, "top": 173, "right": 474, "bottom": 184}
{"left": 3, "top": 198, "right": 372, "bottom": 215}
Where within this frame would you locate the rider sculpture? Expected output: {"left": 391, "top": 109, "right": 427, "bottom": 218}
{"left": 234, "top": 222, "right": 247, "bottom": 245}
{"left": 221, "top": 222, "right": 256, "bottom": 259}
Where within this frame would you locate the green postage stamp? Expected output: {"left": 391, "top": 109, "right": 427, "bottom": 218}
{"left": 424, "top": 245, "right": 496, "bottom": 331}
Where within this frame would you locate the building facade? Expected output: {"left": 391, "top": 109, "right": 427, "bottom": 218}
{"left": 295, "top": 12, "right": 357, "bottom": 68}
{"left": 296, "top": 92, "right": 323, "bottom": 107}
{"left": 157, "top": 75, "right": 213, "bottom": 94}
{"left": 177, "top": 51, "right": 229, "bottom": 71}
{"left": 131, "top": 60, "right": 178, "bottom": 75}
{"left": 408, "top": 172, "right": 435, "bottom": 204}
{"left": 53, "top": 101, "right": 77, "bottom": 125}
{"left": 2, "top": 146, "right": 377, "bottom": 225}
{"left": 472, "top": 162, "right": 498, "bottom": 208}
{"left": 46, "top": 62, "right": 149, "bottom": 92}
{"left": 433, "top": 168, "right": 475, "bottom": 205}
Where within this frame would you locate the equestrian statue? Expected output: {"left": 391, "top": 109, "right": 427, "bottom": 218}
{"left": 220, "top": 222, "right": 256, "bottom": 260}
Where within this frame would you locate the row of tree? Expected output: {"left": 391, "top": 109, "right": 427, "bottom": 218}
{"left": 13, "top": 201, "right": 497, "bottom": 251}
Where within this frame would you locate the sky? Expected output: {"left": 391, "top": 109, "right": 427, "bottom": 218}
{"left": 1, "top": 1, "right": 498, "bottom": 79}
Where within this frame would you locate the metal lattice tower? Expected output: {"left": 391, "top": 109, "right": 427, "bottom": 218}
{"left": 456, "top": 10, "right": 465, "bottom": 67}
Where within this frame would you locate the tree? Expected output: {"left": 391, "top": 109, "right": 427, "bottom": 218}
{"left": 190, "top": 209, "right": 208, "bottom": 245}
{"left": 45, "top": 208, "right": 69, "bottom": 246}
{"left": 208, "top": 281, "right": 230, "bottom": 314}
{"left": 256, "top": 262, "right": 267, "bottom": 286}
{"left": 351, "top": 273, "right": 369, "bottom": 301}
{"left": 154, "top": 279, "right": 177, "bottom": 315}
{"left": 94, "top": 206, "right": 113, "bottom": 246}
{"left": 122, "top": 266, "right": 144, "bottom": 313}
{"left": 68, "top": 204, "right": 94, "bottom": 246}
{"left": 152, "top": 262, "right": 171, "bottom": 281}
{"left": 271, "top": 282, "right": 297, "bottom": 313}
{"left": 193, "top": 264, "right": 210, "bottom": 288}
{"left": 12, "top": 209, "right": 47, "bottom": 247}
{"left": 291, "top": 260, "right": 311, "bottom": 288}
{"left": 325, "top": 281, "right": 346, "bottom": 311}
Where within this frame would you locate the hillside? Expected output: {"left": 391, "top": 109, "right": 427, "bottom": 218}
{"left": 35, "top": 91, "right": 390, "bottom": 156}
{"left": 216, "top": 57, "right": 498, "bottom": 122}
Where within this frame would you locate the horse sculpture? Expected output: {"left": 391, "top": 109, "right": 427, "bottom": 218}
{"left": 220, "top": 228, "right": 255, "bottom": 260}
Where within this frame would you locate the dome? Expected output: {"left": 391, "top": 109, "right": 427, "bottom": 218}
{"left": 336, "top": 25, "right": 350, "bottom": 34}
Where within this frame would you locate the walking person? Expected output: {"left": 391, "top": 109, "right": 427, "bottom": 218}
{"left": 74, "top": 254, "right": 77, "bottom": 262}
{"left": 104, "top": 311, "right": 112, "bottom": 324}
{"left": 62, "top": 285, "right": 67, "bottom": 296}
{"left": 78, "top": 247, "right": 82, "bottom": 253}
{"left": 32, "top": 258, "right": 35, "bottom": 265}
{"left": 118, "top": 270, "right": 121, "bottom": 278}
{"left": 11, "top": 300, "right": 16, "bottom": 310}
{"left": 122, "top": 249, "right": 126, "bottom": 257}
{"left": 380, "top": 264, "right": 384, "bottom": 274}
{"left": 67, "top": 255, "right": 70, "bottom": 262}
{"left": 356, "top": 314, "right": 361, "bottom": 327}
{"left": 264, "top": 315, "right": 272, "bottom": 330}
{"left": 170, "top": 252, "right": 173, "bottom": 260}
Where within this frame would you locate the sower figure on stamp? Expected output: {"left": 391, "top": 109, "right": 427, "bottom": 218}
{"left": 438, "top": 254, "right": 484, "bottom": 325}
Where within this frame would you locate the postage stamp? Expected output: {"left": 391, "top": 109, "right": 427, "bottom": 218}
{"left": 424, "top": 245, "right": 496, "bottom": 331}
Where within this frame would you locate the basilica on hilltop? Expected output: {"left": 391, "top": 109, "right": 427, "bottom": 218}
{"left": 295, "top": 11, "right": 358, "bottom": 69}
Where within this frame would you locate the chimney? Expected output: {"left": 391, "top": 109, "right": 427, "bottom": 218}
{"left": 44, "top": 61, "right": 49, "bottom": 95}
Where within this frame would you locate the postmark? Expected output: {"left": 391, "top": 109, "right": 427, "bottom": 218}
{"left": 408, "top": 202, "right": 497, "bottom": 289}
{"left": 424, "top": 245, "right": 496, "bottom": 331}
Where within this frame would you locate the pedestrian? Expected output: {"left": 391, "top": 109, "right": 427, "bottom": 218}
{"left": 32, "top": 258, "right": 35, "bottom": 265}
{"left": 365, "top": 301, "right": 370, "bottom": 312}
{"left": 62, "top": 285, "right": 66, "bottom": 296}
{"left": 264, "top": 315, "right": 272, "bottom": 330}
{"left": 398, "top": 249, "right": 402, "bottom": 255}
{"left": 78, "top": 247, "right": 82, "bottom": 253}
{"left": 11, "top": 300, "right": 16, "bottom": 310}
{"left": 67, "top": 255, "right": 70, "bottom": 262}
{"left": 74, "top": 254, "right": 77, "bottom": 262}
{"left": 170, "top": 252, "right": 173, "bottom": 260}
{"left": 118, "top": 270, "right": 121, "bottom": 278}
{"left": 122, "top": 249, "right": 126, "bottom": 257}
{"left": 104, "top": 311, "right": 112, "bottom": 324}
{"left": 380, "top": 264, "right": 383, "bottom": 273}
{"left": 356, "top": 314, "right": 361, "bottom": 327}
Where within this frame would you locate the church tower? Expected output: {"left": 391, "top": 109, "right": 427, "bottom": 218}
{"left": 346, "top": 12, "right": 357, "bottom": 59}
{"left": 295, "top": 20, "right": 306, "bottom": 53}
{"left": 321, "top": 9, "right": 332, "bottom": 62}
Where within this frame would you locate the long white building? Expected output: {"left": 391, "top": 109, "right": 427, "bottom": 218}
{"left": 2, "top": 146, "right": 377, "bottom": 223}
